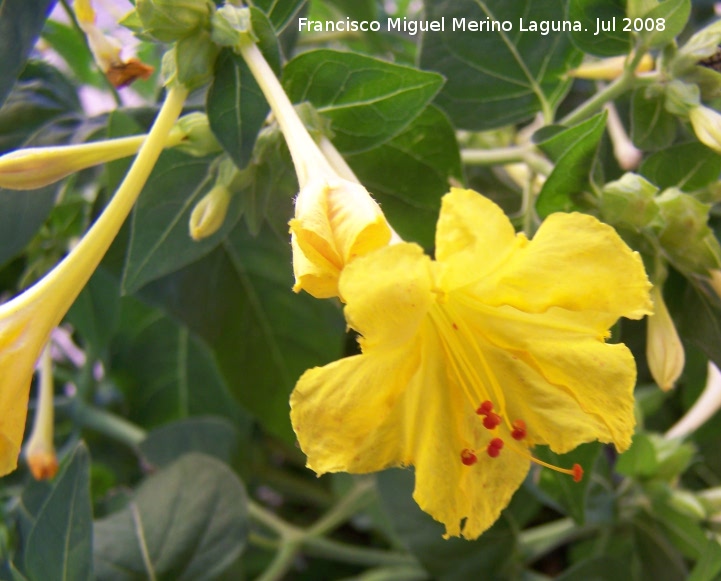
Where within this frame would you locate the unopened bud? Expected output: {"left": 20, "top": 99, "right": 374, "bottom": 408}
{"left": 173, "top": 113, "right": 221, "bottom": 157}
{"left": 134, "top": 0, "right": 212, "bottom": 43}
{"left": 162, "top": 30, "right": 219, "bottom": 90}
{"left": 210, "top": 5, "right": 252, "bottom": 48}
{"left": 189, "top": 185, "right": 231, "bottom": 240}
{"left": 689, "top": 105, "right": 721, "bottom": 154}
{"left": 647, "top": 284, "right": 685, "bottom": 391}
{"left": 569, "top": 54, "right": 654, "bottom": 80}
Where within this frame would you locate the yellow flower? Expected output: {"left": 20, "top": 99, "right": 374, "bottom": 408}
{"left": 0, "top": 86, "right": 187, "bottom": 476}
{"left": 24, "top": 345, "right": 59, "bottom": 480}
{"left": 290, "top": 188, "right": 652, "bottom": 539}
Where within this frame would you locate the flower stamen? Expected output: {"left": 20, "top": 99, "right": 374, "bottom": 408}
{"left": 486, "top": 437, "right": 504, "bottom": 458}
{"left": 511, "top": 419, "right": 527, "bottom": 440}
{"left": 460, "top": 448, "right": 478, "bottom": 466}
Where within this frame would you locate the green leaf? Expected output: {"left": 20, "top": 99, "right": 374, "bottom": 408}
{"left": 555, "top": 556, "right": 629, "bottom": 580}
{"left": 638, "top": 0, "right": 691, "bottom": 49}
{"left": 108, "top": 294, "right": 248, "bottom": 429}
{"left": 420, "top": 0, "right": 582, "bottom": 130}
{"left": 0, "top": 61, "right": 81, "bottom": 155}
{"left": 93, "top": 454, "right": 248, "bottom": 581}
{"left": 675, "top": 277, "right": 721, "bottom": 374}
{"left": 283, "top": 49, "right": 444, "bottom": 153}
{"left": 120, "top": 150, "right": 246, "bottom": 295}
{"left": 139, "top": 223, "right": 345, "bottom": 442}
{"left": 535, "top": 112, "right": 607, "bottom": 218}
{"left": 25, "top": 443, "right": 93, "bottom": 581}
{"left": 207, "top": 8, "right": 280, "bottom": 170}
{"left": 633, "top": 516, "right": 688, "bottom": 581}
{"left": 567, "top": 0, "right": 631, "bottom": 56}
{"left": 346, "top": 105, "right": 462, "bottom": 248}
{"left": 631, "top": 88, "right": 678, "bottom": 151}
{"left": 688, "top": 539, "right": 721, "bottom": 581}
{"left": 0, "top": 0, "right": 57, "bottom": 108}
{"left": 615, "top": 433, "right": 659, "bottom": 477}
{"left": 376, "top": 469, "right": 517, "bottom": 580}
{"left": 0, "top": 186, "right": 58, "bottom": 268}
{"left": 249, "top": 0, "right": 307, "bottom": 32}
{"left": 138, "top": 417, "right": 243, "bottom": 469}
{"left": 652, "top": 499, "right": 708, "bottom": 560}
{"left": 67, "top": 268, "right": 121, "bottom": 351}
{"left": 640, "top": 143, "right": 721, "bottom": 191}
{"left": 325, "top": 0, "right": 377, "bottom": 21}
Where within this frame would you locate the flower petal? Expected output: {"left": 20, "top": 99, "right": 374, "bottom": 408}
{"left": 435, "top": 188, "right": 521, "bottom": 290}
{"left": 453, "top": 297, "right": 637, "bottom": 452}
{"left": 470, "top": 212, "right": 653, "bottom": 320}
{"left": 0, "top": 316, "right": 48, "bottom": 475}
{"left": 290, "top": 326, "right": 530, "bottom": 540}
{"left": 339, "top": 243, "right": 435, "bottom": 350}
{"left": 290, "top": 177, "right": 392, "bottom": 298}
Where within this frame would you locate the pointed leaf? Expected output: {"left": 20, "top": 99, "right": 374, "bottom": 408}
{"left": 25, "top": 443, "right": 93, "bottom": 581}
{"left": 283, "top": 49, "right": 444, "bottom": 153}
{"left": 93, "top": 454, "right": 248, "bottom": 581}
{"left": 0, "top": 0, "right": 58, "bottom": 108}
{"left": 206, "top": 8, "right": 280, "bottom": 170}
{"left": 420, "top": 0, "right": 582, "bottom": 130}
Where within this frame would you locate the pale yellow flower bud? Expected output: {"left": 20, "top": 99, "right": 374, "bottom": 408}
{"left": 569, "top": 54, "right": 654, "bottom": 80}
{"left": 24, "top": 345, "right": 58, "bottom": 481}
{"left": 0, "top": 127, "right": 186, "bottom": 190}
{"left": 689, "top": 105, "right": 721, "bottom": 154}
{"left": 708, "top": 269, "right": 721, "bottom": 298}
{"left": 189, "top": 185, "right": 231, "bottom": 241}
{"left": 647, "top": 285, "right": 685, "bottom": 391}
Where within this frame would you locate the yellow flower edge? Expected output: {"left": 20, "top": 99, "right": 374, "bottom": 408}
{"left": 290, "top": 188, "right": 652, "bottom": 539}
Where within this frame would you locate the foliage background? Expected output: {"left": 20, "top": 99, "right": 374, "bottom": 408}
{"left": 1, "top": 0, "right": 721, "bottom": 579}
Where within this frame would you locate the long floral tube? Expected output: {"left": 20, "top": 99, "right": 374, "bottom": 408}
{"left": 236, "top": 33, "right": 392, "bottom": 299}
{"left": 0, "top": 131, "right": 184, "bottom": 191}
{"left": 0, "top": 84, "right": 188, "bottom": 476}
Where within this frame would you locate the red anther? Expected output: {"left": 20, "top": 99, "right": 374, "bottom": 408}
{"left": 476, "top": 400, "right": 494, "bottom": 416}
{"left": 511, "top": 419, "right": 527, "bottom": 440}
{"left": 572, "top": 463, "right": 583, "bottom": 483}
{"left": 482, "top": 412, "right": 501, "bottom": 430}
{"left": 486, "top": 437, "right": 504, "bottom": 458}
{"left": 460, "top": 449, "right": 477, "bottom": 466}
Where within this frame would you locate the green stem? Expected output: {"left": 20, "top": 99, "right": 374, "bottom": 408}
{"left": 560, "top": 49, "right": 658, "bottom": 126}
{"left": 68, "top": 402, "right": 147, "bottom": 447}
{"left": 462, "top": 147, "right": 553, "bottom": 176}
{"left": 307, "top": 477, "right": 375, "bottom": 536}
{"left": 248, "top": 480, "right": 417, "bottom": 580}
{"left": 519, "top": 517, "right": 596, "bottom": 565}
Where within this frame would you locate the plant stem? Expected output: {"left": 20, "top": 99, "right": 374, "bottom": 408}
{"left": 68, "top": 402, "right": 147, "bottom": 447}
{"left": 519, "top": 517, "right": 596, "bottom": 564}
{"left": 462, "top": 146, "right": 553, "bottom": 176}
{"left": 248, "top": 479, "right": 417, "bottom": 580}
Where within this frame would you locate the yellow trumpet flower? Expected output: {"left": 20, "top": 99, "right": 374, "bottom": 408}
{"left": 24, "top": 345, "right": 59, "bottom": 480}
{"left": 0, "top": 85, "right": 188, "bottom": 476}
{"left": 569, "top": 54, "right": 654, "bottom": 80}
{"left": 291, "top": 188, "right": 652, "bottom": 539}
